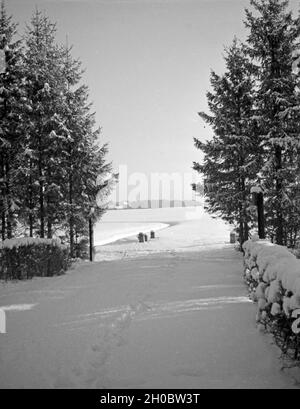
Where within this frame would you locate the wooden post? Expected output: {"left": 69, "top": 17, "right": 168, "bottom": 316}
{"left": 251, "top": 188, "right": 265, "bottom": 240}
{"left": 257, "top": 192, "right": 265, "bottom": 239}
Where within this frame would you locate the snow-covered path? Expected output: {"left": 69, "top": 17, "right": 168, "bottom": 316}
{"left": 0, "top": 245, "right": 297, "bottom": 388}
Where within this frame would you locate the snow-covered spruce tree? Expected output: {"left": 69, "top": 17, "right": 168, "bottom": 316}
{"left": 17, "top": 10, "right": 113, "bottom": 257}
{"left": 55, "top": 44, "right": 113, "bottom": 257}
{"left": 245, "top": 0, "right": 300, "bottom": 245}
{"left": 19, "top": 10, "right": 70, "bottom": 238}
{"left": 55, "top": 44, "right": 80, "bottom": 255}
{"left": 193, "top": 39, "right": 260, "bottom": 248}
{"left": 19, "top": 11, "right": 114, "bottom": 249}
{"left": 0, "top": 1, "right": 25, "bottom": 240}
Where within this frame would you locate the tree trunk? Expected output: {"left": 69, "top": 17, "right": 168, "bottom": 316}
{"left": 1, "top": 212, "right": 5, "bottom": 241}
{"left": 275, "top": 145, "right": 283, "bottom": 245}
{"left": 39, "top": 177, "right": 44, "bottom": 238}
{"left": 243, "top": 221, "right": 249, "bottom": 243}
{"left": 5, "top": 162, "right": 12, "bottom": 239}
{"left": 238, "top": 173, "right": 249, "bottom": 250}
{"left": 0, "top": 154, "right": 5, "bottom": 240}
{"left": 47, "top": 219, "right": 52, "bottom": 239}
{"left": 46, "top": 169, "right": 52, "bottom": 239}
{"left": 47, "top": 192, "right": 52, "bottom": 238}
{"left": 29, "top": 170, "right": 33, "bottom": 237}
{"left": 38, "top": 136, "right": 44, "bottom": 238}
{"left": 69, "top": 174, "right": 74, "bottom": 258}
{"left": 241, "top": 175, "right": 249, "bottom": 245}
{"left": 239, "top": 218, "right": 244, "bottom": 251}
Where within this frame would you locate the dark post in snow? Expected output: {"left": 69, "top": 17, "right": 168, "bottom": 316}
{"left": 251, "top": 186, "right": 265, "bottom": 240}
{"left": 256, "top": 191, "right": 265, "bottom": 240}
{"left": 89, "top": 207, "right": 95, "bottom": 262}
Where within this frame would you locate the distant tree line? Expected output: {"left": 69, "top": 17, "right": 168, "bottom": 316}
{"left": 194, "top": 0, "right": 300, "bottom": 249}
{"left": 0, "top": 2, "right": 114, "bottom": 257}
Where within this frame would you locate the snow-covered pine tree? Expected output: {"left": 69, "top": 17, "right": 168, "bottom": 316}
{"left": 245, "top": 0, "right": 300, "bottom": 245}
{"left": 0, "top": 1, "right": 25, "bottom": 240}
{"left": 193, "top": 39, "right": 260, "bottom": 247}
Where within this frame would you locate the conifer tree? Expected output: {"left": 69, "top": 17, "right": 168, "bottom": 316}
{"left": 0, "top": 1, "right": 24, "bottom": 239}
{"left": 245, "top": 0, "right": 300, "bottom": 245}
{"left": 59, "top": 44, "right": 113, "bottom": 257}
{"left": 194, "top": 40, "right": 259, "bottom": 247}
{"left": 20, "top": 10, "right": 69, "bottom": 238}
{"left": 0, "top": 6, "right": 115, "bottom": 258}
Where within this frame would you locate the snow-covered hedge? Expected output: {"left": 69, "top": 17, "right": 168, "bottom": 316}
{"left": 243, "top": 240, "right": 300, "bottom": 360}
{"left": 0, "top": 237, "right": 69, "bottom": 280}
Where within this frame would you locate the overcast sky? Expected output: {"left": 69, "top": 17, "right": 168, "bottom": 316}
{"left": 7, "top": 0, "right": 300, "bottom": 198}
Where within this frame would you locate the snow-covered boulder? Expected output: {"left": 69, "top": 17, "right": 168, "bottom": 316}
{"left": 267, "top": 279, "right": 281, "bottom": 304}
{"left": 256, "top": 282, "right": 268, "bottom": 299}
{"left": 270, "top": 302, "right": 282, "bottom": 316}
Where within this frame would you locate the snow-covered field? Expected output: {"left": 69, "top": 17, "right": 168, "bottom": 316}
{"left": 0, "top": 208, "right": 298, "bottom": 389}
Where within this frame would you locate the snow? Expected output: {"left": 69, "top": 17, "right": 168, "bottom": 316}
{"left": 243, "top": 240, "right": 300, "bottom": 300}
{"left": 0, "top": 304, "right": 36, "bottom": 312}
{"left": 0, "top": 210, "right": 298, "bottom": 388}
{"left": 0, "top": 237, "right": 64, "bottom": 250}
{"left": 267, "top": 279, "right": 281, "bottom": 304}
{"left": 43, "top": 83, "right": 50, "bottom": 92}
{"left": 270, "top": 302, "right": 282, "bottom": 316}
{"left": 250, "top": 186, "right": 263, "bottom": 194}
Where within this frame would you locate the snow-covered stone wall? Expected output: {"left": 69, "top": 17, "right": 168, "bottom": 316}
{"left": 243, "top": 240, "right": 300, "bottom": 360}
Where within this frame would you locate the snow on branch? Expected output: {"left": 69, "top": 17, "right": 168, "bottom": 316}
{"left": 250, "top": 186, "right": 263, "bottom": 194}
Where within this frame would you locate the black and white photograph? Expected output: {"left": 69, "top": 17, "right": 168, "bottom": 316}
{"left": 0, "top": 0, "right": 300, "bottom": 392}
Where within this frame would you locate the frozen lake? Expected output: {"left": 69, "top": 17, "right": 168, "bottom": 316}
{"left": 94, "top": 206, "right": 232, "bottom": 261}
{"left": 94, "top": 206, "right": 204, "bottom": 245}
